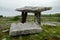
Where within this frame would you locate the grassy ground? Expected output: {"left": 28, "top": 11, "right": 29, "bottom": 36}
{"left": 0, "top": 25, "right": 60, "bottom": 40}
{"left": 0, "top": 17, "right": 60, "bottom": 40}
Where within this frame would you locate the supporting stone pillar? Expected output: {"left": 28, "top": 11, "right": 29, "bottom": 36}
{"left": 34, "top": 12, "right": 41, "bottom": 25}
{"left": 21, "top": 12, "right": 27, "bottom": 23}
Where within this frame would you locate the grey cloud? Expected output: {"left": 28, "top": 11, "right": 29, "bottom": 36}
{"left": 0, "top": 0, "right": 60, "bottom": 16}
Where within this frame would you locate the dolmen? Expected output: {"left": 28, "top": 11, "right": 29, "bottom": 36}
{"left": 9, "top": 6, "right": 52, "bottom": 36}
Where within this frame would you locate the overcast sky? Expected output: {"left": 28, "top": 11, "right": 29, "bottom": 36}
{"left": 0, "top": 0, "right": 60, "bottom": 16}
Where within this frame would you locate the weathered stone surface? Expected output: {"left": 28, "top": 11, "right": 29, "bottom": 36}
{"left": 2, "top": 29, "right": 9, "bottom": 33}
{"left": 9, "top": 22, "right": 42, "bottom": 36}
{"left": 16, "top": 6, "right": 52, "bottom": 12}
{"left": 2, "top": 38, "right": 6, "bottom": 40}
{"left": 41, "top": 22, "right": 57, "bottom": 27}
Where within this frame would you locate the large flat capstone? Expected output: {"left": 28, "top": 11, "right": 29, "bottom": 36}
{"left": 9, "top": 22, "right": 42, "bottom": 36}
{"left": 16, "top": 6, "right": 52, "bottom": 12}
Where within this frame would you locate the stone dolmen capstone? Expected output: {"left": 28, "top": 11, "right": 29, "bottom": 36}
{"left": 9, "top": 6, "right": 52, "bottom": 36}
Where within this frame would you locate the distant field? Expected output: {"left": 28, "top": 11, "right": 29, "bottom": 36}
{"left": 41, "top": 17, "right": 60, "bottom": 22}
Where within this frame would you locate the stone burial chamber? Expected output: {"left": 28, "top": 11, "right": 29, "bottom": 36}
{"left": 9, "top": 6, "right": 52, "bottom": 36}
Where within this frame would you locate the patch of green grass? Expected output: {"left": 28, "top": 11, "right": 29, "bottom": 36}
{"left": 0, "top": 25, "right": 60, "bottom": 40}
{"left": 0, "top": 16, "right": 60, "bottom": 40}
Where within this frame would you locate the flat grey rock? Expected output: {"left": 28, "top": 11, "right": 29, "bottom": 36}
{"left": 2, "top": 29, "right": 9, "bottom": 33}
{"left": 16, "top": 6, "right": 52, "bottom": 12}
{"left": 2, "top": 38, "right": 6, "bottom": 40}
{"left": 9, "top": 22, "right": 42, "bottom": 36}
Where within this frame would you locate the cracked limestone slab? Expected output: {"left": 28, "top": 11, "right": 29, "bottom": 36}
{"left": 9, "top": 22, "right": 42, "bottom": 36}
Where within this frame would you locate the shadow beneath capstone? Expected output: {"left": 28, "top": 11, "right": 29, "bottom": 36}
{"left": 10, "top": 33, "right": 39, "bottom": 38}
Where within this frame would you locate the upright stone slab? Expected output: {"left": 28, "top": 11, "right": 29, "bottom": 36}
{"left": 16, "top": 6, "right": 52, "bottom": 24}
